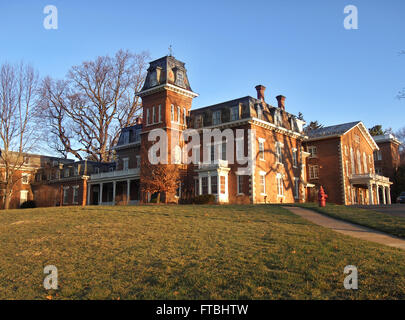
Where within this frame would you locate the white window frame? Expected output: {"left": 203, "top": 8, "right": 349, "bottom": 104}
{"left": 292, "top": 148, "right": 298, "bottom": 168}
{"left": 183, "top": 107, "right": 187, "bottom": 124}
{"left": 72, "top": 185, "right": 79, "bottom": 204}
{"left": 158, "top": 104, "right": 161, "bottom": 123}
{"left": 308, "top": 146, "right": 317, "bottom": 158}
{"left": 177, "top": 106, "right": 181, "bottom": 123}
{"left": 152, "top": 106, "right": 155, "bottom": 124}
{"left": 146, "top": 108, "right": 150, "bottom": 125}
{"left": 123, "top": 158, "right": 129, "bottom": 171}
{"left": 309, "top": 165, "right": 319, "bottom": 179}
{"left": 258, "top": 138, "right": 265, "bottom": 161}
{"left": 294, "top": 177, "right": 299, "bottom": 199}
{"left": 259, "top": 171, "right": 266, "bottom": 195}
{"left": 63, "top": 187, "right": 69, "bottom": 204}
{"left": 276, "top": 173, "right": 284, "bottom": 197}
{"left": 21, "top": 173, "right": 29, "bottom": 184}
{"left": 275, "top": 142, "right": 283, "bottom": 164}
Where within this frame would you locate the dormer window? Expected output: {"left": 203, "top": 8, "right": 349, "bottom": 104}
{"left": 213, "top": 110, "right": 221, "bottom": 125}
{"left": 274, "top": 110, "right": 282, "bottom": 126}
{"left": 231, "top": 106, "right": 239, "bottom": 121}
{"left": 175, "top": 71, "right": 184, "bottom": 86}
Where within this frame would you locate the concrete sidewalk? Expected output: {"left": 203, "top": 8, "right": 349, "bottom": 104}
{"left": 283, "top": 206, "right": 405, "bottom": 251}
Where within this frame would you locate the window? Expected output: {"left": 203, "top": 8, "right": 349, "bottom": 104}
{"left": 177, "top": 106, "right": 181, "bottom": 123}
{"left": 146, "top": 108, "right": 150, "bottom": 125}
{"left": 183, "top": 107, "right": 187, "bottom": 124}
{"left": 276, "top": 174, "right": 284, "bottom": 196}
{"left": 195, "top": 179, "right": 199, "bottom": 196}
{"left": 231, "top": 106, "right": 239, "bottom": 121}
{"left": 64, "top": 168, "right": 70, "bottom": 178}
{"left": 123, "top": 158, "right": 129, "bottom": 171}
{"left": 23, "top": 156, "right": 30, "bottom": 165}
{"left": 237, "top": 175, "right": 244, "bottom": 194}
{"left": 294, "top": 178, "right": 299, "bottom": 199}
{"left": 350, "top": 148, "right": 355, "bottom": 174}
{"left": 308, "top": 146, "right": 317, "bottom": 158}
{"left": 258, "top": 139, "right": 265, "bottom": 160}
{"left": 346, "top": 160, "right": 350, "bottom": 176}
{"left": 171, "top": 105, "right": 175, "bottom": 122}
{"left": 175, "top": 183, "right": 181, "bottom": 198}
{"left": 357, "top": 150, "right": 362, "bottom": 174}
{"left": 202, "top": 177, "right": 208, "bottom": 194}
{"left": 195, "top": 115, "right": 203, "bottom": 128}
{"left": 212, "top": 110, "right": 221, "bottom": 125}
{"left": 72, "top": 186, "right": 79, "bottom": 204}
{"left": 220, "top": 176, "right": 226, "bottom": 194}
{"left": 152, "top": 106, "right": 155, "bottom": 123}
{"left": 21, "top": 173, "right": 29, "bottom": 184}
{"left": 173, "top": 146, "right": 182, "bottom": 164}
{"left": 211, "top": 175, "right": 218, "bottom": 194}
{"left": 259, "top": 173, "right": 266, "bottom": 194}
{"left": 158, "top": 105, "right": 161, "bottom": 123}
{"left": 344, "top": 145, "right": 348, "bottom": 156}
{"left": 20, "top": 190, "right": 28, "bottom": 205}
{"left": 274, "top": 111, "right": 282, "bottom": 126}
{"left": 94, "top": 167, "right": 100, "bottom": 174}
{"left": 354, "top": 134, "right": 360, "bottom": 144}
{"left": 221, "top": 140, "right": 227, "bottom": 161}
{"left": 276, "top": 142, "right": 283, "bottom": 164}
{"left": 210, "top": 144, "right": 215, "bottom": 163}
{"left": 63, "top": 187, "right": 69, "bottom": 204}
{"left": 292, "top": 149, "right": 298, "bottom": 168}
{"left": 136, "top": 156, "right": 141, "bottom": 168}
{"left": 257, "top": 105, "right": 263, "bottom": 120}
{"left": 363, "top": 152, "right": 368, "bottom": 174}
{"left": 309, "top": 165, "right": 319, "bottom": 179}
{"left": 74, "top": 166, "right": 79, "bottom": 175}
{"left": 374, "top": 150, "right": 382, "bottom": 161}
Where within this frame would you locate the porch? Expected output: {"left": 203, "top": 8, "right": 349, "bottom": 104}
{"left": 88, "top": 168, "right": 141, "bottom": 205}
{"left": 349, "top": 173, "right": 392, "bottom": 205}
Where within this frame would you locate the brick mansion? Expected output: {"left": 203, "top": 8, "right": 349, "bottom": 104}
{"left": 1, "top": 55, "right": 401, "bottom": 209}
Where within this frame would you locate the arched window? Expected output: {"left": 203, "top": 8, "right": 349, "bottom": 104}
{"left": 350, "top": 148, "right": 355, "bottom": 174}
{"left": 363, "top": 152, "right": 368, "bottom": 173}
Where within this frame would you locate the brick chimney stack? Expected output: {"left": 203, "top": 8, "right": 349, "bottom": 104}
{"left": 255, "top": 85, "right": 266, "bottom": 102}
{"left": 276, "top": 95, "right": 286, "bottom": 110}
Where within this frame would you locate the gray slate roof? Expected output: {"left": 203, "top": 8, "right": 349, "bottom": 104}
{"left": 307, "top": 121, "right": 361, "bottom": 138}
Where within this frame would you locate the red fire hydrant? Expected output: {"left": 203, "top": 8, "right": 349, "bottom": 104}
{"left": 318, "top": 186, "right": 328, "bottom": 207}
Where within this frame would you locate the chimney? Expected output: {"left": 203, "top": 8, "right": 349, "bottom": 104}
{"left": 255, "top": 85, "right": 266, "bottom": 102}
{"left": 276, "top": 95, "right": 286, "bottom": 110}
{"left": 136, "top": 117, "right": 142, "bottom": 125}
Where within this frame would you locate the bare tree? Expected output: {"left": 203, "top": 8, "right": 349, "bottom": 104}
{"left": 0, "top": 62, "right": 39, "bottom": 209}
{"left": 38, "top": 49, "right": 149, "bottom": 162}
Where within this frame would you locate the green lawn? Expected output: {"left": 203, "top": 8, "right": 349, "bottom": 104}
{"left": 293, "top": 203, "right": 405, "bottom": 239}
{"left": 0, "top": 205, "right": 404, "bottom": 300}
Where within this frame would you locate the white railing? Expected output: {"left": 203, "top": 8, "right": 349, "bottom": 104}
{"left": 350, "top": 173, "right": 390, "bottom": 183}
{"left": 198, "top": 159, "right": 228, "bottom": 170}
{"left": 90, "top": 168, "right": 140, "bottom": 180}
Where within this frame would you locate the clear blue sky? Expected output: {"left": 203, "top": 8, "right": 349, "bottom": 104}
{"left": 1, "top": 0, "right": 404, "bottom": 131}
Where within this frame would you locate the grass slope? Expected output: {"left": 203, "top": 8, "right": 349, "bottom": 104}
{"left": 0, "top": 205, "right": 404, "bottom": 300}
{"left": 294, "top": 203, "right": 405, "bottom": 239}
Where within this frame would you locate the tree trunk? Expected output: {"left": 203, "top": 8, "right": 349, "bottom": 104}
{"left": 157, "top": 193, "right": 161, "bottom": 204}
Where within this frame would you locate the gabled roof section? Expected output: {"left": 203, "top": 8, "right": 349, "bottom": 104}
{"left": 307, "top": 121, "right": 379, "bottom": 150}
{"left": 307, "top": 121, "right": 361, "bottom": 139}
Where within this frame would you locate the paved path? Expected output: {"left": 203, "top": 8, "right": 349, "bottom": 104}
{"left": 351, "top": 204, "right": 405, "bottom": 218}
{"left": 283, "top": 206, "right": 405, "bottom": 251}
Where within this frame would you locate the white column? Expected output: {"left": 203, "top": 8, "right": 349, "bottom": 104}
{"left": 112, "top": 181, "right": 116, "bottom": 205}
{"left": 376, "top": 184, "right": 380, "bottom": 205}
{"left": 368, "top": 183, "right": 373, "bottom": 205}
{"left": 127, "top": 179, "right": 131, "bottom": 204}
{"left": 99, "top": 183, "right": 103, "bottom": 205}
{"left": 87, "top": 183, "right": 91, "bottom": 205}
{"left": 382, "top": 185, "right": 386, "bottom": 205}
{"left": 199, "top": 177, "right": 202, "bottom": 195}
{"left": 208, "top": 173, "right": 211, "bottom": 194}
{"left": 387, "top": 186, "right": 391, "bottom": 205}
